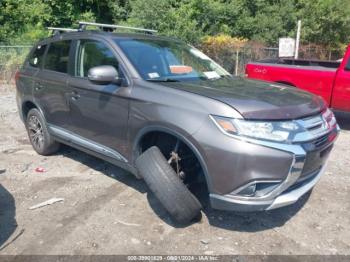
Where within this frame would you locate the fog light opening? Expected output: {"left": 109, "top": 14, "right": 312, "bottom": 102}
{"left": 235, "top": 181, "right": 281, "bottom": 197}
{"left": 238, "top": 184, "right": 256, "bottom": 196}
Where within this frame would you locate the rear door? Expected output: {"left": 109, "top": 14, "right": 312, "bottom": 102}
{"left": 332, "top": 57, "right": 350, "bottom": 111}
{"left": 17, "top": 44, "right": 47, "bottom": 112}
{"left": 35, "top": 40, "right": 73, "bottom": 129}
{"left": 66, "top": 39, "right": 130, "bottom": 159}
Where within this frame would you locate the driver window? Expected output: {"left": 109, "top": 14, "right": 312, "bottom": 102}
{"left": 75, "top": 40, "right": 120, "bottom": 77}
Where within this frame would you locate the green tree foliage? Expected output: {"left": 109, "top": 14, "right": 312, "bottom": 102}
{"left": 0, "top": 0, "right": 129, "bottom": 43}
{"left": 0, "top": 0, "right": 51, "bottom": 43}
{"left": 0, "top": 0, "right": 349, "bottom": 47}
{"left": 297, "top": 0, "right": 350, "bottom": 48}
{"left": 231, "top": 0, "right": 298, "bottom": 44}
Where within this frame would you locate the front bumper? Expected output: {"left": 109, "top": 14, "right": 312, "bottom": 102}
{"left": 196, "top": 111, "right": 339, "bottom": 212}
{"left": 207, "top": 121, "right": 339, "bottom": 211}
{"left": 194, "top": 110, "right": 339, "bottom": 211}
{"left": 210, "top": 161, "right": 327, "bottom": 211}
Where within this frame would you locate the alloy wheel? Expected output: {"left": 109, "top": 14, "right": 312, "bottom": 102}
{"left": 28, "top": 115, "right": 44, "bottom": 150}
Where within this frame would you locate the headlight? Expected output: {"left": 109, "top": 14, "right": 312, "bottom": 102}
{"left": 210, "top": 115, "right": 302, "bottom": 143}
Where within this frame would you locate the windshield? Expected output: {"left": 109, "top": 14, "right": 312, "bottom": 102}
{"left": 114, "top": 38, "right": 231, "bottom": 82}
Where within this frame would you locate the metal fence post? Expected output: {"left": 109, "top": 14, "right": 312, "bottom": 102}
{"left": 235, "top": 49, "right": 239, "bottom": 76}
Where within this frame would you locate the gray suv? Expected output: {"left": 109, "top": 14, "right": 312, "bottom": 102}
{"left": 15, "top": 22, "right": 339, "bottom": 224}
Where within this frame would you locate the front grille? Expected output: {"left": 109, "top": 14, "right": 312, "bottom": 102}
{"left": 313, "top": 134, "right": 329, "bottom": 148}
{"left": 298, "top": 167, "right": 321, "bottom": 183}
{"left": 299, "top": 114, "right": 328, "bottom": 139}
{"left": 301, "top": 144, "right": 333, "bottom": 178}
{"left": 284, "top": 168, "right": 319, "bottom": 193}
{"left": 293, "top": 109, "right": 337, "bottom": 144}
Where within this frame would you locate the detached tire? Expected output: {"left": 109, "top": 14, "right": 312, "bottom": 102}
{"left": 25, "top": 108, "right": 60, "bottom": 156}
{"left": 136, "top": 146, "right": 202, "bottom": 224}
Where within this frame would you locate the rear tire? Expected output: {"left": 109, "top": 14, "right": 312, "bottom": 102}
{"left": 25, "top": 108, "right": 60, "bottom": 155}
{"left": 136, "top": 146, "right": 202, "bottom": 224}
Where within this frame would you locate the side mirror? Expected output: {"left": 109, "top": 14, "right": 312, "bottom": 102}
{"left": 88, "top": 65, "right": 121, "bottom": 85}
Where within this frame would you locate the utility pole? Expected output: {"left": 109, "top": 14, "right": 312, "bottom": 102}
{"left": 295, "top": 20, "right": 301, "bottom": 59}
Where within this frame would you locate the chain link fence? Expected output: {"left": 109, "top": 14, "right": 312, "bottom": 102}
{"left": 207, "top": 46, "right": 345, "bottom": 76}
{"left": 0, "top": 45, "right": 32, "bottom": 84}
{"left": 235, "top": 47, "right": 279, "bottom": 75}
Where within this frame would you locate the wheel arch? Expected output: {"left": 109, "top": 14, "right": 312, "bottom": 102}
{"left": 21, "top": 100, "right": 45, "bottom": 120}
{"left": 132, "top": 125, "right": 212, "bottom": 191}
{"left": 275, "top": 81, "right": 296, "bottom": 87}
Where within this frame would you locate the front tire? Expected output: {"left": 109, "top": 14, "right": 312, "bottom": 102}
{"left": 136, "top": 146, "right": 202, "bottom": 224}
{"left": 25, "top": 108, "right": 60, "bottom": 155}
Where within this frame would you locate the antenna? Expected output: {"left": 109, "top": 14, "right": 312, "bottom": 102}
{"left": 78, "top": 21, "right": 157, "bottom": 34}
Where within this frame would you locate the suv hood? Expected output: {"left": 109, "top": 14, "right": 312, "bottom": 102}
{"left": 162, "top": 77, "right": 326, "bottom": 120}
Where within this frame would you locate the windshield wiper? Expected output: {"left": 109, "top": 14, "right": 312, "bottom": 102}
{"left": 146, "top": 78, "right": 180, "bottom": 82}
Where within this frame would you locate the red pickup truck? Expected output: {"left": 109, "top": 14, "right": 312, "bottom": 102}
{"left": 246, "top": 44, "right": 350, "bottom": 112}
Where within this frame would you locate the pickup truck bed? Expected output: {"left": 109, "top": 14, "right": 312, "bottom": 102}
{"left": 246, "top": 45, "right": 350, "bottom": 113}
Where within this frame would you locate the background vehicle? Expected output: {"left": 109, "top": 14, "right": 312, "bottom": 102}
{"left": 246, "top": 44, "right": 350, "bottom": 113}
{"left": 15, "top": 22, "right": 339, "bottom": 224}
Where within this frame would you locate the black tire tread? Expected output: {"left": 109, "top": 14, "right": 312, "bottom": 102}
{"left": 136, "top": 146, "right": 202, "bottom": 224}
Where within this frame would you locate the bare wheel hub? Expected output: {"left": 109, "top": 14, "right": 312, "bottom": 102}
{"left": 168, "top": 151, "right": 185, "bottom": 179}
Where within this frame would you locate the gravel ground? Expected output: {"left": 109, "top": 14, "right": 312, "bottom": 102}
{"left": 0, "top": 86, "right": 349, "bottom": 255}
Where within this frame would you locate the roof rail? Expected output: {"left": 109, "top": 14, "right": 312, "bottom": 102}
{"left": 48, "top": 27, "right": 78, "bottom": 36}
{"left": 78, "top": 21, "right": 157, "bottom": 35}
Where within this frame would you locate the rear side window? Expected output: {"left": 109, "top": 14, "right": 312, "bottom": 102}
{"left": 28, "top": 44, "right": 47, "bottom": 68}
{"left": 44, "top": 40, "right": 71, "bottom": 73}
{"left": 75, "top": 40, "right": 119, "bottom": 77}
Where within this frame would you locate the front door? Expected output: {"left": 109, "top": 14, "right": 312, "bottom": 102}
{"left": 332, "top": 57, "right": 350, "bottom": 112}
{"left": 67, "top": 39, "right": 130, "bottom": 159}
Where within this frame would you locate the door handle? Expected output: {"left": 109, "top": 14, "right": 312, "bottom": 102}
{"left": 35, "top": 83, "right": 44, "bottom": 91}
{"left": 71, "top": 91, "right": 80, "bottom": 100}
